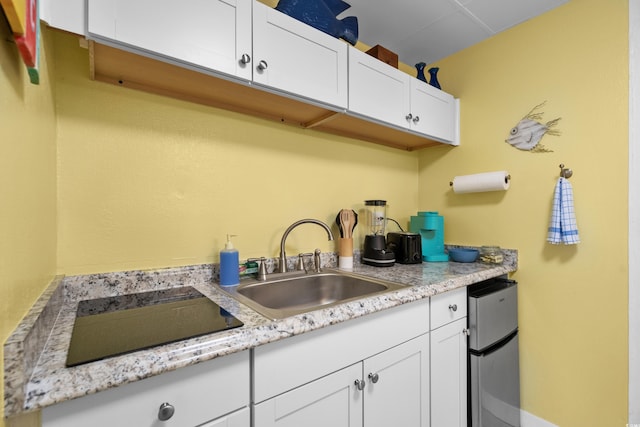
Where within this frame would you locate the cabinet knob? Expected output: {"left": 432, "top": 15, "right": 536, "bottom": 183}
{"left": 405, "top": 113, "right": 413, "bottom": 121}
{"left": 354, "top": 379, "right": 366, "bottom": 391}
{"left": 257, "top": 60, "right": 268, "bottom": 71}
{"left": 240, "top": 53, "right": 251, "bottom": 65}
{"left": 463, "top": 328, "right": 470, "bottom": 336}
{"left": 158, "top": 402, "right": 175, "bottom": 421}
{"left": 412, "top": 116, "right": 420, "bottom": 124}
{"left": 368, "top": 372, "right": 379, "bottom": 384}
{"left": 448, "top": 304, "right": 458, "bottom": 312}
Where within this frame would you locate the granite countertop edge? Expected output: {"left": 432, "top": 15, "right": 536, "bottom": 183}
{"left": 3, "top": 248, "right": 517, "bottom": 417}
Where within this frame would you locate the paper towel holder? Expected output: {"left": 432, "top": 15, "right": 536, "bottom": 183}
{"left": 449, "top": 173, "right": 511, "bottom": 187}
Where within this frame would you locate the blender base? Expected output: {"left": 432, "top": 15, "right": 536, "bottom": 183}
{"left": 362, "top": 254, "right": 396, "bottom": 267}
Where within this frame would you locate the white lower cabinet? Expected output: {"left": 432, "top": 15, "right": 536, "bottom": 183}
{"left": 254, "top": 363, "right": 363, "bottom": 427}
{"left": 252, "top": 299, "right": 431, "bottom": 427}
{"left": 364, "top": 334, "right": 430, "bottom": 427}
{"left": 203, "top": 408, "right": 250, "bottom": 427}
{"left": 254, "top": 334, "right": 429, "bottom": 427}
{"left": 430, "top": 289, "right": 468, "bottom": 427}
{"left": 42, "top": 350, "right": 250, "bottom": 427}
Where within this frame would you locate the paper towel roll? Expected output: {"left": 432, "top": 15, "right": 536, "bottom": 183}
{"left": 451, "top": 171, "right": 510, "bottom": 193}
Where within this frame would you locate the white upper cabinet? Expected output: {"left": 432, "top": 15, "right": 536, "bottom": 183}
{"left": 53, "top": 0, "right": 457, "bottom": 149}
{"left": 410, "top": 79, "right": 457, "bottom": 143}
{"left": 348, "top": 46, "right": 412, "bottom": 129}
{"left": 87, "top": 0, "right": 253, "bottom": 81}
{"left": 40, "top": 0, "right": 85, "bottom": 35}
{"left": 252, "top": 1, "right": 348, "bottom": 109}
{"left": 348, "top": 46, "right": 459, "bottom": 145}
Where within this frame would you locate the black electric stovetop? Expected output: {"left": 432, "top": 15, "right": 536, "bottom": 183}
{"left": 66, "top": 286, "right": 243, "bottom": 367}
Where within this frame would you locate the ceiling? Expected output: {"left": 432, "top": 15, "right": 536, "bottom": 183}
{"left": 338, "top": 0, "right": 569, "bottom": 66}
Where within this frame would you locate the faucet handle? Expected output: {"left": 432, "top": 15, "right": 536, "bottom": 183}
{"left": 247, "top": 257, "right": 268, "bottom": 281}
{"left": 313, "top": 249, "right": 322, "bottom": 273}
{"left": 297, "top": 253, "right": 313, "bottom": 272}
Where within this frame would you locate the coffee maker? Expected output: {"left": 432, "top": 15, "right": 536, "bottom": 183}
{"left": 362, "top": 200, "right": 395, "bottom": 267}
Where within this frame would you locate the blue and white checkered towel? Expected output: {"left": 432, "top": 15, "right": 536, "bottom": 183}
{"left": 547, "top": 177, "right": 580, "bottom": 245}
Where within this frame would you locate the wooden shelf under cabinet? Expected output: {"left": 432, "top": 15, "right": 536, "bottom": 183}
{"left": 89, "top": 41, "right": 444, "bottom": 151}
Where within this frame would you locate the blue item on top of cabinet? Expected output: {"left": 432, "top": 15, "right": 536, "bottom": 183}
{"left": 409, "top": 212, "right": 448, "bottom": 262}
{"left": 415, "top": 62, "right": 427, "bottom": 82}
{"left": 219, "top": 234, "right": 240, "bottom": 286}
{"left": 428, "top": 67, "right": 441, "bottom": 89}
{"left": 275, "top": 0, "right": 359, "bottom": 45}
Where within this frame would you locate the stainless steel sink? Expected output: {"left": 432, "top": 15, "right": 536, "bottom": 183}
{"left": 218, "top": 270, "right": 406, "bottom": 320}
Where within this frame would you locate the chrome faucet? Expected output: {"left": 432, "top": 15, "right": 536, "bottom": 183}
{"left": 279, "top": 219, "right": 334, "bottom": 273}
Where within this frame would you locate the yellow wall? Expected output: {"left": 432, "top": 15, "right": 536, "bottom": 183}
{"left": 418, "top": 0, "right": 628, "bottom": 425}
{"left": 0, "top": 19, "right": 57, "bottom": 427}
{"left": 1, "top": 1, "right": 630, "bottom": 426}
{"left": 52, "top": 31, "right": 419, "bottom": 275}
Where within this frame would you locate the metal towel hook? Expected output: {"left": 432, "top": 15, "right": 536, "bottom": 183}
{"left": 559, "top": 164, "right": 573, "bottom": 179}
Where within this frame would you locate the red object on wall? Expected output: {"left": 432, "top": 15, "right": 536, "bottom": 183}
{"left": 14, "top": 0, "right": 37, "bottom": 67}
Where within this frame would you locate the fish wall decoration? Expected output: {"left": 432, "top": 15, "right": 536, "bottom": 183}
{"left": 275, "top": 0, "right": 359, "bottom": 45}
{"left": 505, "top": 101, "right": 561, "bottom": 152}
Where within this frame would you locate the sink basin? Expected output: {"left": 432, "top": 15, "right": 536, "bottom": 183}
{"left": 219, "top": 270, "right": 406, "bottom": 320}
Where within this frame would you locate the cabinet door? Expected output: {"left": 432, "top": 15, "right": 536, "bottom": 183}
{"left": 431, "top": 317, "right": 468, "bottom": 427}
{"left": 202, "top": 407, "right": 250, "bottom": 427}
{"left": 347, "top": 46, "right": 411, "bottom": 129}
{"left": 364, "top": 334, "right": 430, "bottom": 427}
{"left": 252, "top": 1, "right": 348, "bottom": 109}
{"left": 410, "top": 78, "right": 457, "bottom": 143}
{"left": 87, "top": 0, "right": 253, "bottom": 80}
{"left": 41, "top": 0, "right": 85, "bottom": 35}
{"left": 254, "top": 363, "right": 362, "bottom": 427}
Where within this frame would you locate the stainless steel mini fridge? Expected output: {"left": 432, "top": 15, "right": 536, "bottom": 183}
{"left": 468, "top": 278, "right": 520, "bottom": 427}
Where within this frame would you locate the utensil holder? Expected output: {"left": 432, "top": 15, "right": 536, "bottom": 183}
{"left": 338, "top": 238, "right": 353, "bottom": 269}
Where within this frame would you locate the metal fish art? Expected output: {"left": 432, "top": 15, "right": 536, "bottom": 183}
{"left": 275, "top": 0, "right": 359, "bottom": 45}
{"left": 505, "top": 101, "right": 561, "bottom": 152}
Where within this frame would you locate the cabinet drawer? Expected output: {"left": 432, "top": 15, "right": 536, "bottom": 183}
{"left": 430, "top": 288, "right": 467, "bottom": 330}
{"left": 43, "top": 351, "right": 249, "bottom": 427}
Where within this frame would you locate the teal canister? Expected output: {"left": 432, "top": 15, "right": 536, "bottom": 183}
{"left": 410, "top": 212, "right": 448, "bottom": 262}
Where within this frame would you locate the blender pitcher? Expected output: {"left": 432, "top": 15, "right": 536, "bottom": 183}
{"left": 362, "top": 200, "right": 395, "bottom": 267}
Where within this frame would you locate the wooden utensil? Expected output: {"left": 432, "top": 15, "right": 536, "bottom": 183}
{"left": 340, "top": 209, "right": 352, "bottom": 238}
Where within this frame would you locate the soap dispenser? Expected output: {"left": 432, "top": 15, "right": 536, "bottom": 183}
{"left": 219, "top": 234, "right": 240, "bottom": 286}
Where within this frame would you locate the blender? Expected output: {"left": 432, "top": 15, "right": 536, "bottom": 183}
{"left": 362, "top": 200, "right": 395, "bottom": 267}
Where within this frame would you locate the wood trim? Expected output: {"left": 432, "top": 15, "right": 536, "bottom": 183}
{"left": 88, "top": 40, "right": 448, "bottom": 151}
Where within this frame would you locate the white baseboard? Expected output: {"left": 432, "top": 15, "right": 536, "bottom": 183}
{"left": 521, "top": 410, "right": 559, "bottom": 427}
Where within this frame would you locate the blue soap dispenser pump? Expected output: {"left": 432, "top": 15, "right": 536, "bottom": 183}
{"left": 219, "top": 234, "right": 240, "bottom": 286}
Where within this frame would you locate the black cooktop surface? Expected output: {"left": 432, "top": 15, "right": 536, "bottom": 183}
{"left": 66, "top": 287, "right": 243, "bottom": 367}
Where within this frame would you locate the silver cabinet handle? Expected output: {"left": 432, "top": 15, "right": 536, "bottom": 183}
{"left": 257, "top": 60, "right": 268, "bottom": 71}
{"left": 354, "top": 379, "right": 366, "bottom": 391}
{"left": 449, "top": 304, "right": 458, "bottom": 312}
{"left": 240, "top": 53, "right": 251, "bottom": 64}
{"left": 405, "top": 113, "right": 413, "bottom": 121}
{"left": 368, "top": 373, "right": 379, "bottom": 383}
{"left": 158, "top": 402, "right": 175, "bottom": 421}
{"left": 463, "top": 328, "right": 470, "bottom": 336}
{"left": 413, "top": 116, "right": 420, "bottom": 124}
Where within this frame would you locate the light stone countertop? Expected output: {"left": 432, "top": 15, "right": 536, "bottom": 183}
{"left": 3, "top": 249, "right": 517, "bottom": 417}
